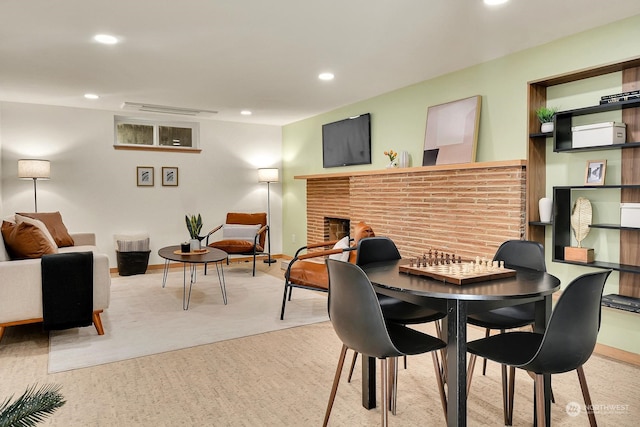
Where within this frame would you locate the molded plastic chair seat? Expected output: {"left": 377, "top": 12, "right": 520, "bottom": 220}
{"left": 323, "top": 259, "right": 447, "bottom": 427}
{"left": 467, "top": 270, "right": 612, "bottom": 427}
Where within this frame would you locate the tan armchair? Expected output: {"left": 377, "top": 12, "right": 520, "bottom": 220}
{"left": 205, "top": 212, "right": 268, "bottom": 276}
{"left": 280, "top": 221, "right": 374, "bottom": 319}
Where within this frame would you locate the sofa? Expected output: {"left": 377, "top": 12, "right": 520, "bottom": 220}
{"left": 0, "top": 212, "right": 111, "bottom": 342}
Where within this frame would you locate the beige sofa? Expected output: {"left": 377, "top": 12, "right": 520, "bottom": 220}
{"left": 0, "top": 215, "right": 111, "bottom": 342}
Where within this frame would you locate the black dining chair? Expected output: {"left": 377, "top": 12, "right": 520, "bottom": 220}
{"left": 467, "top": 269, "right": 611, "bottom": 427}
{"left": 348, "top": 238, "right": 447, "bottom": 397}
{"left": 323, "top": 259, "right": 447, "bottom": 427}
{"left": 466, "top": 239, "right": 546, "bottom": 425}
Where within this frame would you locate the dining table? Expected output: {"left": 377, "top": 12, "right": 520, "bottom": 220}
{"left": 360, "top": 258, "right": 561, "bottom": 427}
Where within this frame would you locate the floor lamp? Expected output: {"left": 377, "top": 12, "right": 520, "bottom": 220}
{"left": 18, "top": 159, "right": 50, "bottom": 212}
{"left": 258, "top": 168, "right": 278, "bottom": 264}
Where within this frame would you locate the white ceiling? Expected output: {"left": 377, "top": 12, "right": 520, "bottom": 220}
{"left": 1, "top": 0, "right": 640, "bottom": 126}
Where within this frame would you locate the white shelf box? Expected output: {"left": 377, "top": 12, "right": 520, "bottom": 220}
{"left": 571, "top": 122, "right": 626, "bottom": 148}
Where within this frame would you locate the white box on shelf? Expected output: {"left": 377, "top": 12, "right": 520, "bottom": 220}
{"left": 571, "top": 122, "right": 626, "bottom": 148}
{"left": 620, "top": 203, "right": 640, "bottom": 228}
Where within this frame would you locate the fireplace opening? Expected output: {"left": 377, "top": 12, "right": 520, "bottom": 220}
{"left": 325, "top": 217, "right": 350, "bottom": 241}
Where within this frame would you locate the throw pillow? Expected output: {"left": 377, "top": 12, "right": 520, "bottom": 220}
{"left": 17, "top": 212, "right": 75, "bottom": 247}
{"left": 15, "top": 214, "right": 58, "bottom": 248}
{"left": 1, "top": 220, "right": 58, "bottom": 259}
{"left": 328, "top": 236, "right": 351, "bottom": 262}
{"left": 221, "top": 224, "right": 261, "bottom": 242}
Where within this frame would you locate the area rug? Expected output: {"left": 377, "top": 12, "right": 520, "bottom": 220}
{"left": 48, "top": 267, "right": 328, "bottom": 373}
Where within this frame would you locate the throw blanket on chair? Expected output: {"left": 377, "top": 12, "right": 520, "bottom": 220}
{"left": 41, "top": 251, "right": 93, "bottom": 331}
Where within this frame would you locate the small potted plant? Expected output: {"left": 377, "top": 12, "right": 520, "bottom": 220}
{"left": 185, "top": 214, "right": 203, "bottom": 251}
{"left": 535, "top": 106, "right": 558, "bottom": 133}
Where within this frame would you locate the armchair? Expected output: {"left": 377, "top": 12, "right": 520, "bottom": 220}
{"left": 205, "top": 212, "right": 268, "bottom": 276}
{"left": 280, "top": 221, "right": 373, "bottom": 320}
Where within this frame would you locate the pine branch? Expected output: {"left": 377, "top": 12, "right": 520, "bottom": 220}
{"left": 0, "top": 384, "right": 65, "bottom": 427}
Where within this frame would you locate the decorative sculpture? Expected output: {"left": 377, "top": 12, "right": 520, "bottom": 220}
{"left": 565, "top": 197, "right": 595, "bottom": 263}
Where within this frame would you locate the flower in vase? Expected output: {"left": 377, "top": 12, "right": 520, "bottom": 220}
{"left": 384, "top": 150, "right": 397, "bottom": 162}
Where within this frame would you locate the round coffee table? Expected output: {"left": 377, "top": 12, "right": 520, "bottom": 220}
{"left": 158, "top": 245, "right": 228, "bottom": 309}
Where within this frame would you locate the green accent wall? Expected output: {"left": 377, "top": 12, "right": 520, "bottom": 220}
{"left": 282, "top": 14, "right": 640, "bottom": 354}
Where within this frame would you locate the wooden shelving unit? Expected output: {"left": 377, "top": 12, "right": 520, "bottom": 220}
{"left": 526, "top": 57, "right": 640, "bottom": 298}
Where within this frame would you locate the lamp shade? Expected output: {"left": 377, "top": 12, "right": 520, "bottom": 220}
{"left": 18, "top": 159, "right": 50, "bottom": 179}
{"left": 257, "top": 168, "right": 279, "bottom": 183}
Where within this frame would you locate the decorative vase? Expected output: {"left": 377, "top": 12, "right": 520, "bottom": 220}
{"left": 539, "top": 197, "right": 553, "bottom": 223}
{"left": 541, "top": 122, "right": 554, "bottom": 133}
{"left": 189, "top": 238, "right": 201, "bottom": 252}
{"left": 399, "top": 151, "right": 409, "bottom": 168}
{"left": 386, "top": 161, "right": 398, "bottom": 169}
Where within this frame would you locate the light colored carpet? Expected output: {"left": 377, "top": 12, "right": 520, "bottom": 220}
{"left": 48, "top": 266, "right": 328, "bottom": 373}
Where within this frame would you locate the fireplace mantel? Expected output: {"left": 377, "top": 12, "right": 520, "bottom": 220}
{"left": 295, "top": 159, "right": 526, "bottom": 180}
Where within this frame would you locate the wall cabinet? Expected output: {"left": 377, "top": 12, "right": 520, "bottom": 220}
{"left": 526, "top": 57, "right": 640, "bottom": 298}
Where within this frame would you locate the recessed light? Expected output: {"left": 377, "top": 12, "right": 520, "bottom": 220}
{"left": 484, "top": 0, "right": 509, "bottom": 5}
{"left": 94, "top": 34, "right": 118, "bottom": 45}
{"left": 84, "top": 93, "right": 99, "bottom": 99}
{"left": 319, "top": 72, "right": 335, "bottom": 81}
{"left": 241, "top": 110, "right": 252, "bottom": 116}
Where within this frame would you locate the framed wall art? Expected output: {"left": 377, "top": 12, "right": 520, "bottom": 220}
{"left": 162, "top": 167, "right": 179, "bottom": 186}
{"left": 423, "top": 95, "right": 481, "bottom": 166}
{"left": 136, "top": 166, "right": 154, "bottom": 187}
{"left": 585, "top": 160, "right": 606, "bottom": 186}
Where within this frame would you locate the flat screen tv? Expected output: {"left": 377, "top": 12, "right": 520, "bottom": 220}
{"left": 322, "top": 113, "right": 371, "bottom": 168}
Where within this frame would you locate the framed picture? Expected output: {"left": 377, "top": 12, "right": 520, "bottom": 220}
{"left": 423, "top": 95, "right": 481, "bottom": 166}
{"left": 162, "top": 167, "right": 179, "bottom": 186}
{"left": 585, "top": 160, "right": 606, "bottom": 186}
{"left": 136, "top": 166, "right": 154, "bottom": 187}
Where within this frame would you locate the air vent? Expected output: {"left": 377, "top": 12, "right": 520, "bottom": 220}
{"left": 121, "top": 102, "right": 218, "bottom": 117}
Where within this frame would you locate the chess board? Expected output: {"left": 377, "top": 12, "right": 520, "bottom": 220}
{"left": 399, "top": 264, "right": 516, "bottom": 285}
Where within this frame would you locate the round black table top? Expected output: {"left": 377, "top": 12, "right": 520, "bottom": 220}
{"left": 158, "top": 245, "right": 227, "bottom": 264}
{"left": 361, "top": 259, "right": 561, "bottom": 302}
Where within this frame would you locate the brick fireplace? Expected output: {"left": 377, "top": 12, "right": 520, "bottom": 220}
{"left": 297, "top": 160, "right": 526, "bottom": 260}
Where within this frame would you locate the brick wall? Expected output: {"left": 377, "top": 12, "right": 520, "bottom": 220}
{"left": 304, "top": 161, "right": 526, "bottom": 260}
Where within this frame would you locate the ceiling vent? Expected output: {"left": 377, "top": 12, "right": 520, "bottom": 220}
{"left": 121, "top": 102, "right": 218, "bottom": 117}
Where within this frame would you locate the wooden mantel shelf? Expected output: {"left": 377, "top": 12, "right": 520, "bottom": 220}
{"left": 294, "top": 159, "right": 526, "bottom": 180}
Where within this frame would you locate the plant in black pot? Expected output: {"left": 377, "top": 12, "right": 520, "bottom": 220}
{"left": 0, "top": 384, "right": 65, "bottom": 426}
{"left": 535, "top": 106, "right": 558, "bottom": 133}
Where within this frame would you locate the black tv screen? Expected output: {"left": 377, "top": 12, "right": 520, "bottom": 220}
{"left": 322, "top": 113, "right": 371, "bottom": 168}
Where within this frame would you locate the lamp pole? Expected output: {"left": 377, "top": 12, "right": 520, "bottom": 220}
{"left": 258, "top": 168, "right": 279, "bottom": 265}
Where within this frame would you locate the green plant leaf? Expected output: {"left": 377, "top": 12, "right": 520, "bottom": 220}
{"left": 0, "top": 384, "right": 65, "bottom": 427}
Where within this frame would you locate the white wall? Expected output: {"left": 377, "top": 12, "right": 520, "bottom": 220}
{"left": 0, "top": 102, "right": 282, "bottom": 268}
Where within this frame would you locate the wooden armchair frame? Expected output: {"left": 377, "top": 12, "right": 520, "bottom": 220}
{"left": 280, "top": 238, "right": 354, "bottom": 320}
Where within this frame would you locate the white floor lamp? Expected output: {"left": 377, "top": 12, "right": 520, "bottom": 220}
{"left": 258, "top": 168, "right": 279, "bottom": 264}
{"left": 18, "top": 159, "right": 50, "bottom": 212}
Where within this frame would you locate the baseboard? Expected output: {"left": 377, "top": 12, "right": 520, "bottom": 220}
{"left": 594, "top": 342, "right": 640, "bottom": 367}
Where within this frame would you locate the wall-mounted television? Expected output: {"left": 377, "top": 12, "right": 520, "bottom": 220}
{"left": 322, "top": 113, "right": 371, "bottom": 168}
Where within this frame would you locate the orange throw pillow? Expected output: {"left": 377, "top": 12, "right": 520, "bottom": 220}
{"left": 1, "top": 220, "right": 58, "bottom": 259}
{"left": 17, "top": 211, "right": 74, "bottom": 247}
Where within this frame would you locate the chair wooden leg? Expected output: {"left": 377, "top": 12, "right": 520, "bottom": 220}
{"left": 507, "top": 366, "right": 516, "bottom": 425}
{"left": 432, "top": 351, "right": 448, "bottom": 422}
{"left": 347, "top": 351, "right": 358, "bottom": 383}
{"left": 381, "top": 358, "right": 389, "bottom": 427}
{"left": 323, "top": 344, "right": 349, "bottom": 427}
{"left": 435, "top": 320, "right": 447, "bottom": 383}
{"left": 388, "top": 357, "right": 398, "bottom": 415}
{"left": 467, "top": 354, "right": 477, "bottom": 395}
{"left": 534, "top": 374, "right": 547, "bottom": 427}
{"left": 577, "top": 365, "right": 597, "bottom": 427}
{"left": 0, "top": 326, "right": 5, "bottom": 344}
{"left": 501, "top": 364, "right": 510, "bottom": 426}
